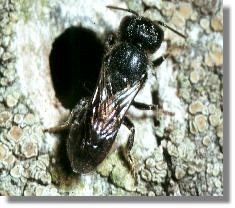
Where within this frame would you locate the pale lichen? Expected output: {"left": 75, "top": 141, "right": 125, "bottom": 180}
{"left": 0, "top": 0, "right": 223, "bottom": 196}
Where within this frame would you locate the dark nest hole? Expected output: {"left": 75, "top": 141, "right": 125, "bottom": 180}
{"left": 49, "top": 26, "right": 104, "bottom": 110}
{"left": 49, "top": 26, "right": 104, "bottom": 177}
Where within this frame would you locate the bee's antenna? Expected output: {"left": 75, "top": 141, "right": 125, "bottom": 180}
{"left": 154, "top": 21, "right": 187, "bottom": 39}
{"left": 106, "top": 5, "right": 139, "bottom": 16}
{"left": 106, "top": 6, "right": 186, "bottom": 39}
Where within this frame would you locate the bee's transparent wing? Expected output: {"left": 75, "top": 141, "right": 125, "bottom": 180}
{"left": 91, "top": 66, "right": 146, "bottom": 141}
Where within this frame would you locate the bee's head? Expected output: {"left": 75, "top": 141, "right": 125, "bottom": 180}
{"left": 119, "top": 15, "right": 164, "bottom": 53}
{"left": 107, "top": 6, "right": 186, "bottom": 53}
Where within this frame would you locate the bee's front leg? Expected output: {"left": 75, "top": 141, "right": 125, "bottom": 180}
{"left": 152, "top": 54, "right": 169, "bottom": 67}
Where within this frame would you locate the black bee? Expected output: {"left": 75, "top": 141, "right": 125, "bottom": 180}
{"left": 45, "top": 6, "right": 186, "bottom": 179}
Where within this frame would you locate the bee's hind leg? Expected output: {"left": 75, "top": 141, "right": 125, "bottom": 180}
{"left": 44, "top": 98, "right": 88, "bottom": 134}
{"left": 43, "top": 120, "right": 71, "bottom": 134}
{"left": 120, "top": 116, "right": 139, "bottom": 185}
{"left": 43, "top": 110, "right": 75, "bottom": 134}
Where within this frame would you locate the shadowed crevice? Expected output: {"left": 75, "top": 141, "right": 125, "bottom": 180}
{"left": 49, "top": 26, "right": 104, "bottom": 110}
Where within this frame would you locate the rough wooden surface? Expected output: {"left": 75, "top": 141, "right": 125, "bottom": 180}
{"left": 0, "top": 0, "right": 223, "bottom": 196}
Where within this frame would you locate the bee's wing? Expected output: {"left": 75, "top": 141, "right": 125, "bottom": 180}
{"left": 91, "top": 66, "right": 147, "bottom": 141}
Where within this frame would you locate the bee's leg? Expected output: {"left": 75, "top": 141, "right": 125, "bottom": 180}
{"left": 152, "top": 54, "right": 169, "bottom": 67}
{"left": 43, "top": 121, "right": 71, "bottom": 133}
{"left": 132, "top": 101, "right": 174, "bottom": 116}
{"left": 121, "top": 116, "right": 139, "bottom": 185}
{"left": 132, "top": 101, "right": 156, "bottom": 110}
{"left": 43, "top": 115, "right": 71, "bottom": 134}
{"left": 153, "top": 44, "right": 188, "bottom": 67}
{"left": 44, "top": 99, "right": 88, "bottom": 133}
{"left": 44, "top": 109, "right": 77, "bottom": 133}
